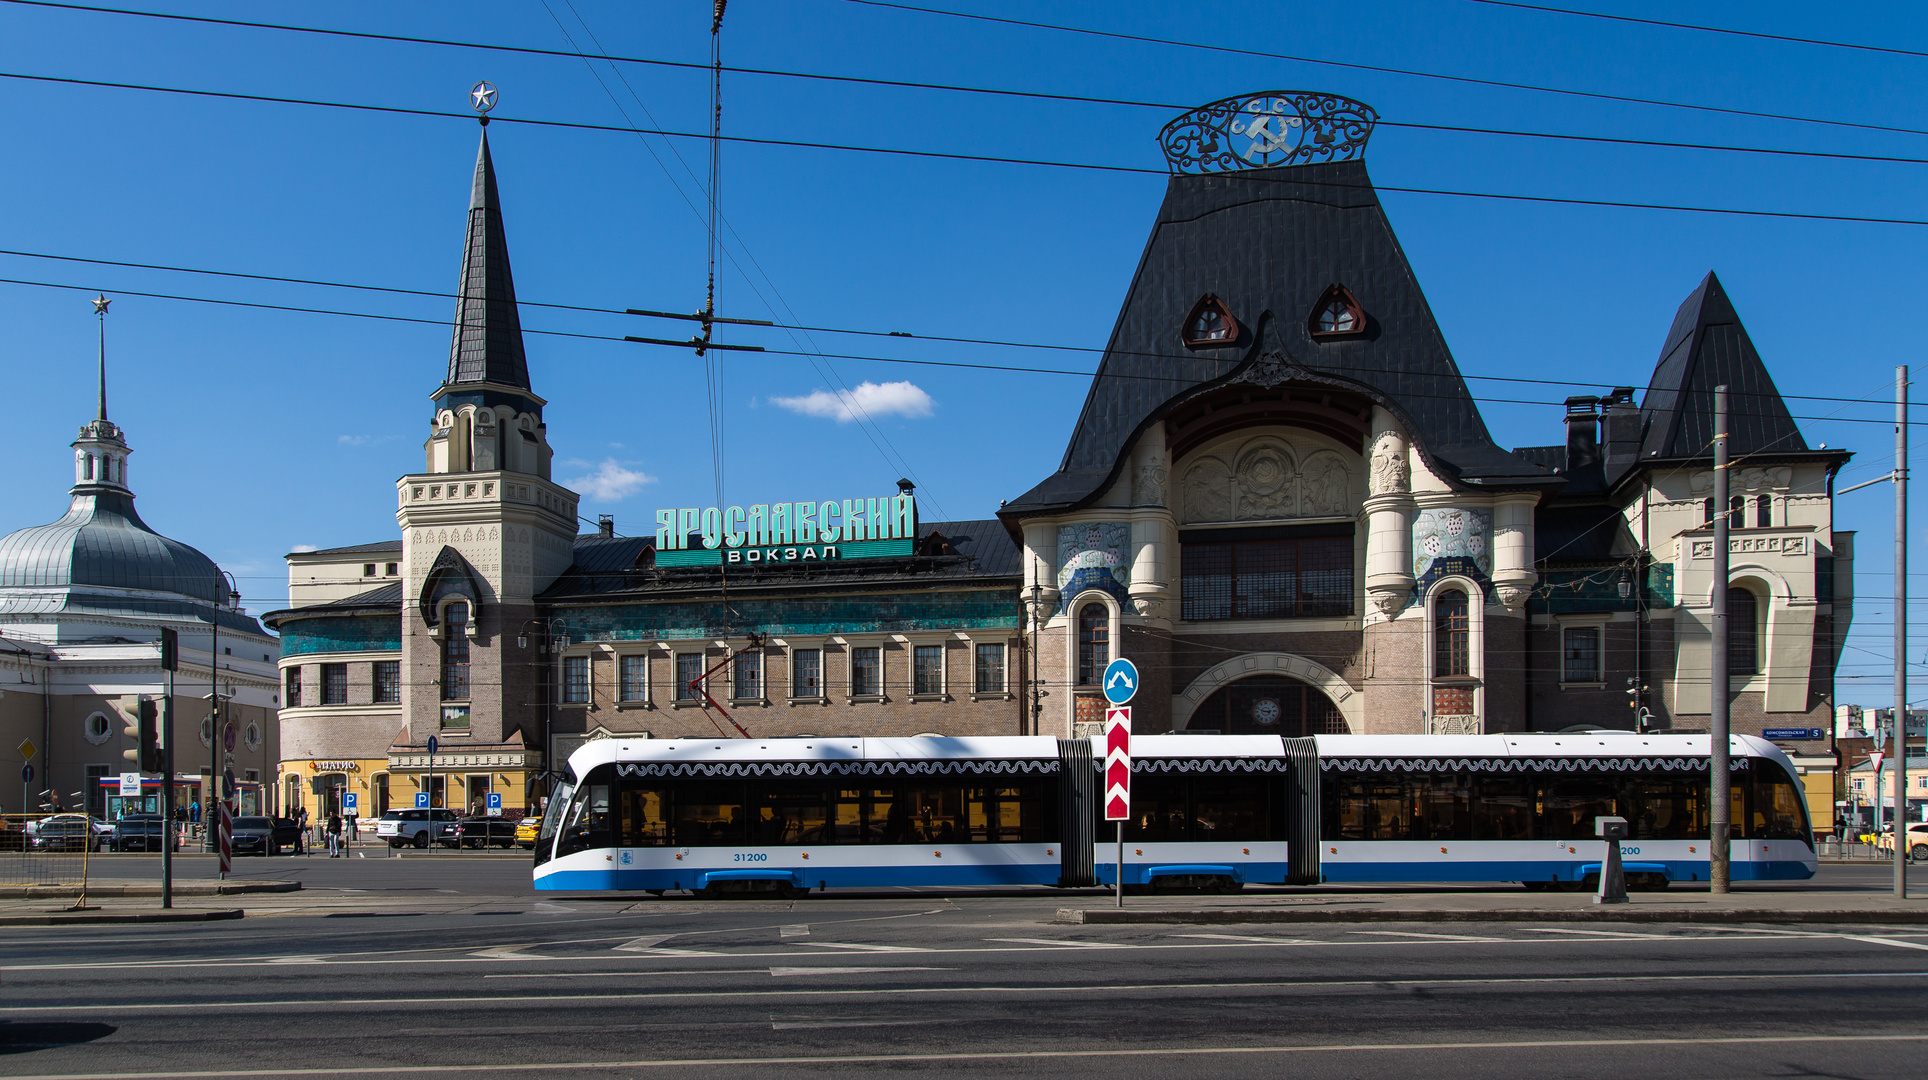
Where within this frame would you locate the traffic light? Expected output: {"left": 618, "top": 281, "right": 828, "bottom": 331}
{"left": 120, "top": 695, "right": 162, "bottom": 772}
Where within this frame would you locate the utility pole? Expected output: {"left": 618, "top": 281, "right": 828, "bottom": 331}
{"left": 1710, "top": 385, "right": 1731, "bottom": 894}
{"left": 160, "top": 628, "right": 176, "bottom": 909}
{"left": 1894, "top": 365, "right": 1909, "bottom": 900}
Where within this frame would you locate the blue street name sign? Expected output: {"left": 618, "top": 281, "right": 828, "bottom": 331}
{"left": 1762, "top": 728, "right": 1826, "bottom": 741}
{"left": 1102, "top": 658, "right": 1140, "bottom": 706}
{"left": 415, "top": 792, "right": 430, "bottom": 809}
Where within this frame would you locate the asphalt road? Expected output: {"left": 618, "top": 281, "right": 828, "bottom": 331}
{"left": 1, "top": 863, "right": 1925, "bottom": 1078}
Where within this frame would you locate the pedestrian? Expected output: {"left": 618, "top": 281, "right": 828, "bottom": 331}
{"left": 326, "top": 811, "right": 343, "bottom": 857}
{"left": 296, "top": 805, "right": 309, "bottom": 851}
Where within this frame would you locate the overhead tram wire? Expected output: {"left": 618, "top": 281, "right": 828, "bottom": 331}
{"left": 836, "top": 0, "right": 1928, "bottom": 141}
{"left": 8, "top": 70, "right": 1928, "bottom": 230}
{"left": 14, "top": 0, "right": 1928, "bottom": 145}
{"left": 533, "top": 2, "right": 947, "bottom": 520}
{"left": 1461, "top": 0, "right": 1928, "bottom": 61}
{"left": 0, "top": 244, "right": 1918, "bottom": 414}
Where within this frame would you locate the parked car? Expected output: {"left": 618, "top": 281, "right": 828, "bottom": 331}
{"left": 30, "top": 817, "right": 100, "bottom": 852}
{"left": 376, "top": 808, "right": 459, "bottom": 849}
{"left": 269, "top": 817, "right": 303, "bottom": 852}
{"left": 1876, "top": 822, "right": 1928, "bottom": 861}
{"left": 110, "top": 814, "right": 179, "bottom": 853}
{"left": 229, "top": 816, "right": 290, "bottom": 856}
{"left": 442, "top": 817, "right": 519, "bottom": 849}
{"left": 28, "top": 814, "right": 112, "bottom": 845}
{"left": 515, "top": 816, "right": 541, "bottom": 849}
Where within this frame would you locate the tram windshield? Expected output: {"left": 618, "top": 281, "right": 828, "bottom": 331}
{"left": 532, "top": 772, "right": 576, "bottom": 868}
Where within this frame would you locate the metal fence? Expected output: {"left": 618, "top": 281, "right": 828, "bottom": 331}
{"left": 0, "top": 813, "right": 100, "bottom": 896}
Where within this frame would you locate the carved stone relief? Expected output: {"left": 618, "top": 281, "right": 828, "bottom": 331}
{"left": 1131, "top": 453, "right": 1168, "bottom": 505}
{"left": 1179, "top": 434, "right": 1355, "bottom": 524}
{"left": 1690, "top": 466, "right": 1791, "bottom": 495}
{"left": 1368, "top": 432, "right": 1410, "bottom": 495}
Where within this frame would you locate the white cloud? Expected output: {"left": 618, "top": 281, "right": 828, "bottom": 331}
{"left": 338, "top": 434, "right": 395, "bottom": 447}
{"left": 289, "top": 544, "right": 319, "bottom": 553}
{"left": 770, "top": 381, "right": 933, "bottom": 424}
{"left": 565, "top": 458, "right": 657, "bottom": 502}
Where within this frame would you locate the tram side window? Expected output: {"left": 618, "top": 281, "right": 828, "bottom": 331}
{"left": 1625, "top": 778, "right": 1705, "bottom": 840}
{"left": 753, "top": 780, "right": 831, "bottom": 845}
{"left": 834, "top": 788, "right": 898, "bottom": 844}
{"left": 1408, "top": 773, "right": 1471, "bottom": 841}
{"left": 900, "top": 785, "right": 967, "bottom": 843}
{"left": 672, "top": 781, "right": 746, "bottom": 846}
{"left": 966, "top": 786, "right": 1045, "bottom": 843}
{"left": 1472, "top": 777, "right": 1535, "bottom": 840}
{"left": 1325, "top": 779, "right": 1409, "bottom": 841}
{"left": 1129, "top": 776, "right": 1189, "bottom": 842}
{"left": 1750, "top": 769, "right": 1809, "bottom": 843}
{"left": 1192, "top": 778, "right": 1272, "bottom": 842}
{"left": 1538, "top": 778, "right": 1621, "bottom": 841}
{"left": 620, "top": 787, "right": 672, "bottom": 846}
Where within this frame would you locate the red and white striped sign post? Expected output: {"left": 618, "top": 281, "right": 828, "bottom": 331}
{"left": 1105, "top": 706, "right": 1131, "bottom": 907}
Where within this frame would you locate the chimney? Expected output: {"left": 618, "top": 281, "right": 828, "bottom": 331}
{"left": 1599, "top": 386, "right": 1641, "bottom": 477}
{"left": 597, "top": 514, "right": 615, "bottom": 539}
{"left": 1563, "top": 395, "right": 1600, "bottom": 476}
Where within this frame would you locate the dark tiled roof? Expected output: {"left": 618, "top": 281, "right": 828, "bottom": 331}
{"left": 1003, "top": 160, "right": 1551, "bottom": 517}
{"left": 445, "top": 131, "right": 529, "bottom": 390}
{"left": 296, "top": 540, "right": 402, "bottom": 557}
{"left": 1533, "top": 505, "right": 1625, "bottom": 561}
{"left": 1513, "top": 446, "right": 1565, "bottom": 472}
{"left": 539, "top": 519, "right": 1018, "bottom": 602}
{"left": 259, "top": 581, "right": 402, "bottom": 631}
{"left": 1638, "top": 272, "right": 1808, "bottom": 461}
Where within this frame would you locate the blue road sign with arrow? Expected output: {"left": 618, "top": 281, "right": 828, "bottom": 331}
{"left": 1103, "top": 658, "right": 1139, "bottom": 705}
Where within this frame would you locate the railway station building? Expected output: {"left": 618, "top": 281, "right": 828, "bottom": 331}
{"left": 266, "top": 93, "right": 1853, "bottom": 820}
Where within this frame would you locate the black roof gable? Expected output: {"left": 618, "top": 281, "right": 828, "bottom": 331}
{"left": 1638, "top": 272, "right": 1808, "bottom": 461}
{"left": 1003, "top": 159, "right": 1547, "bottom": 518}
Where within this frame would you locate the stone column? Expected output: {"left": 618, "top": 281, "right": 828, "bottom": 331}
{"left": 1362, "top": 413, "right": 1416, "bottom": 621}
{"left": 1491, "top": 494, "right": 1538, "bottom": 614}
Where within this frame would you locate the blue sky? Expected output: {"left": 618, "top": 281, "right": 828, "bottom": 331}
{"left": 1, "top": 1, "right": 1924, "bottom": 705}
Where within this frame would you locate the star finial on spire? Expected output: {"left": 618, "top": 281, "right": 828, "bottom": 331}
{"left": 92, "top": 295, "right": 111, "bottom": 315}
{"left": 470, "top": 81, "right": 497, "bottom": 126}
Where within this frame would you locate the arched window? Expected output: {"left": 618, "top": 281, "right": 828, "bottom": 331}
{"left": 83, "top": 455, "right": 94, "bottom": 480}
{"left": 1308, "top": 284, "right": 1366, "bottom": 339}
{"left": 441, "top": 601, "right": 471, "bottom": 701}
{"left": 1728, "top": 495, "right": 1745, "bottom": 527}
{"left": 1077, "top": 603, "right": 1109, "bottom": 686}
{"left": 1703, "top": 498, "right": 1715, "bottom": 525}
{"left": 1435, "top": 589, "right": 1470, "bottom": 677}
{"left": 1315, "top": 298, "right": 1357, "bottom": 335}
{"left": 1728, "top": 586, "right": 1759, "bottom": 676}
{"left": 1755, "top": 494, "right": 1772, "bottom": 528}
{"left": 1181, "top": 294, "right": 1239, "bottom": 348}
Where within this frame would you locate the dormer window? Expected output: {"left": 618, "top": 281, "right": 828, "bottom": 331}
{"left": 1309, "top": 284, "right": 1366, "bottom": 339}
{"left": 1182, "top": 294, "right": 1240, "bottom": 348}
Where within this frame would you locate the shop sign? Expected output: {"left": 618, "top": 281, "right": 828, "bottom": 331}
{"left": 654, "top": 494, "right": 917, "bottom": 566}
{"left": 310, "top": 760, "right": 361, "bottom": 772}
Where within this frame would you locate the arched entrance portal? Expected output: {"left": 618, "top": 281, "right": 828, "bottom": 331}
{"left": 1187, "top": 675, "right": 1346, "bottom": 737}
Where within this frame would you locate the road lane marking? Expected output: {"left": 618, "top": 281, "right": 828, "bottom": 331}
{"left": 485, "top": 970, "right": 773, "bottom": 979}
{"left": 1348, "top": 931, "right": 1503, "bottom": 942}
{"left": 1, "top": 1033, "right": 1924, "bottom": 1077}
{"left": 615, "top": 935, "right": 726, "bottom": 956}
{"left": 1843, "top": 935, "right": 1928, "bottom": 952}
{"left": 15, "top": 969, "right": 1926, "bottom": 1014}
{"left": 768, "top": 1018, "right": 941, "bottom": 1030}
{"left": 1173, "top": 934, "right": 1310, "bottom": 944}
{"left": 779, "top": 924, "right": 809, "bottom": 938}
{"left": 791, "top": 942, "right": 928, "bottom": 952}
{"left": 987, "top": 938, "right": 1134, "bottom": 949}
{"left": 468, "top": 947, "right": 539, "bottom": 961}
{"left": 768, "top": 966, "right": 951, "bottom": 977}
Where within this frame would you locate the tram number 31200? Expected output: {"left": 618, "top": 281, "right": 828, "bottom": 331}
{"left": 734, "top": 852, "right": 769, "bottom": 863}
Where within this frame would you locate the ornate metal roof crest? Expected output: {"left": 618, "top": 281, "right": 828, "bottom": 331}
{"left": 1159, "top": 92, "right": 1377, "bottom": 174}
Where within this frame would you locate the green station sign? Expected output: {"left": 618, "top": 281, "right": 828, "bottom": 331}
{"left": 654, "top": 494, "right": 918, "bottom": 567}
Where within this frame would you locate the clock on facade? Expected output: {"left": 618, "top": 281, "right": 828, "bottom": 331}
{"left": 1251, "top": 697, "right": 1281, "bottom": 725}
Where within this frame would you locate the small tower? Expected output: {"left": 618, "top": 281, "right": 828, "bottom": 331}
{"left": 396, "top": 110, "right": 580, "bottom": 759}
{"left": 72, "top": 296, "right": 132, "bottom": 494}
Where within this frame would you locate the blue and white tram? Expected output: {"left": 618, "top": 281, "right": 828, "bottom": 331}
{"left": 531, "top": 731, "right": 1814, "bottom": 893}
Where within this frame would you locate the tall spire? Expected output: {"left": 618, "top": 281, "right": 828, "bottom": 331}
{"left": 444, "top": 127, "right": 531, "bottom": 391}
{"left": 93, "top": 294, "right": 110, "bottom": 422}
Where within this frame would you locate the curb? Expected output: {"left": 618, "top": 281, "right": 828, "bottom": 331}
{"left": 0, "top": 881, "right": 300, "bottom": 900}
{"left": 1057, "top": 906, "right": 1928, "bottom": 926}
{"left": 0, "top": 908, "right": 244, "bottom": 926}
